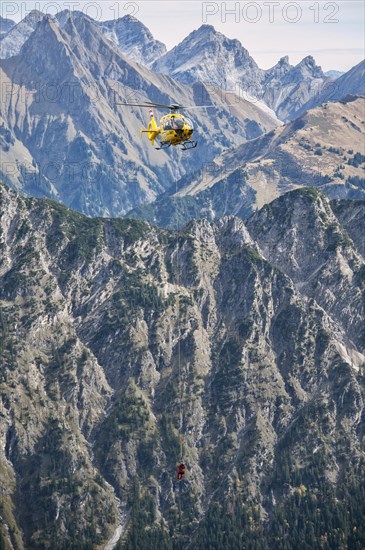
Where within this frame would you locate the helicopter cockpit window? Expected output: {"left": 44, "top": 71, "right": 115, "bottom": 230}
{"left": 184, "top": 117, "right": 194, "bottom": 129}
{"left": 170, "top": 117, "right": 185, "bottom": 130}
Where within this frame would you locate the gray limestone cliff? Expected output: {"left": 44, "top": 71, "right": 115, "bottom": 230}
{"left": 1, "top": 183, "right": 364, "bottom": 549}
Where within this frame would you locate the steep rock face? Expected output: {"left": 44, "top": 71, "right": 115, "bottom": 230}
{"left": 0, "top": 10, "right": 44, "bottom": 58}
{"left": 99, "top": 15, "right": 167, "bottom": 67}
{"left": 246, "top": 188, "right": 365, "bottom": 352}
{"left": 0, "top": 12, "right": 279, "bottom": 218}
{"left": 153, "top": 24, "right": 264, "bottom": 97}
{"left": 0, "top": 11, "right": 166, "bottom": 67}
{"left": 153, "top": 27, "right": 334, "bottom": 122}
{"left": 1, "top": 183, "right": 364, "bottom": 549}
{"left": 263, "top": 55, "right": 328, "bottom": 121}
{"left": 331, "top": 199, "right": 365, "bottom": 259}
{"left": 314, "top": 60, "right": 365, "bottom": 106}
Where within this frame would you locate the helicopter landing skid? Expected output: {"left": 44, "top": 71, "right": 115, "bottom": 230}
{"left": 155, "top": 142, "right": 171, "bottom": 150}
{"left": 155, "top": 140, "right": 197, "bottom": 151}
{"left": 181, "top": 140, "right": 197, "bottom": 151}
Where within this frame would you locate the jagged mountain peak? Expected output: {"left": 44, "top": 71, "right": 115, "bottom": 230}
{"left": 268, "top": 55, "right": 291, "bottom": 69}
{"left": 172, "top": 23, "right": 218, "bottom": 41}
{"left": 21, "top": 9, "right": 44, "bottom": 22}
{"left": 153, "top": 22, "right": 262, "bottom": 93}
{"left": 2, "top": 15, "right": 73, "bottom": 79}
{"left": 56, "top": 9, "right": 95, "bottom": 24}
{"left": 191, "top": 23, "right": 227, "bottom": 40}
{"left": 60, "top": 8, "right": 102, "bottom": 44}
{"left": 17, "top": 13, "right": 61, "bottom": 45}
{"left": 0, "top": 9, "right": 45, "bottom": 58}
{"left": 299, "top": 54, "right": 316, "bottom": 64}
{"left": 152, "top": 26, "right": 331, "bottom": 120}
{"left": 197, "top": 23, "right": 216, "bottom": 32}
{"left": 0, "top": 8, "right": 166, "bottom": 67}
{"left": 99, "top": 13, "right": 166, "bottom": 67}
{"left": 121, "top": 14, "right": 138, "bottom": 23}
{"left": 296, "top": 54, "right": 324, "bottom": 77}
{"left": 119, "top": 13, "right": 150, "bottom": 25}
{"left": 5, "top": 17, "right": 70, "bottom": 63}
{"left": 260, "top": 53, "right": 327, "bottom": 118}
{"left": 166, "top": 23, "right": 250, "bottom": 54}
{"left": 265, "top": 55, "right": 293, "bottom": 80}
{"left": 10, "top": 10, "right": 130, "bottom": 83}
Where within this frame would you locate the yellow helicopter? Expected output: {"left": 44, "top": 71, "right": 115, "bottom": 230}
{"left": 121, "top": 101, "right": 216, "bottom": 151}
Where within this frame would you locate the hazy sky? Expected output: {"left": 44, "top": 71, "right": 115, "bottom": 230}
{"left": 2, "top": 1, "right": 364, "bottom": 71}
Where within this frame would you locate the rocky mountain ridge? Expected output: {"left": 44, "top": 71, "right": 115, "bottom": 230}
{"left": 0, "top": 10, "right": 166, "bottom": 65}
{"left": 130, "top": 96, "right": 365, "bottom": 228}
{"left": 0, "top": 10, "right": 44, "bottom": 58}
{"left": 1, "top": 182, "right": 364, "bottom": 549}
{"left": 99, "top": 14, "right": 167, "bottom": 67}
{"left": 153, "top": 28, "right": 332, "bottom": 122}
{"left": 1, "top": 11, "right": 362, "bottom": 124}
{"left": 315, "top": 60, "right": 365, "bottom": 106}
{"left": 0, "top": 11, "right": 278, "bottom": 218}
{"left": 153, "top": 24, "right": 264, "bottom": 95}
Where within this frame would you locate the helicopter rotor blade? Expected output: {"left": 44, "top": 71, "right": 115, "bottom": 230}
{"left": 178, "top": 104, "right": 241, "bottom": 110}
{"left": 119, "top": 101, "right": 179, "bottom": 109}
{"left": 141, "top": 101, "right": 180, "bottom": 109}
{"left": 119, "top": 100, "right": 243, "bottom": 110}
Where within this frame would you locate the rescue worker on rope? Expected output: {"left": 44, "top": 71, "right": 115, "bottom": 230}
{"left": 177, "top": 463, "right": 186, "bottom": 480}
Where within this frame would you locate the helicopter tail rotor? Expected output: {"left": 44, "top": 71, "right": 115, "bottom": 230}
{"left": 140, "top": 108, "right": 160, "bottom": 146}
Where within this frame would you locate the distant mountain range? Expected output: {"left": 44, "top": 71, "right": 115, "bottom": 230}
{"left": 1, "top": 11, "right": 362, "bottom": 124}
{"left": 0, "top": 10, "right": 166, "bottom": 65}
{"left": 0, "top": 11, "right": 278, "bottom": 217}
{"left": 153, "top": 28, "right": 332, "bottom": 122}
{"left": 0, "top": 9, "right": 363, "bottom": 220}
{"left": 325, "top": 70, "right": 344, "bottom": 79}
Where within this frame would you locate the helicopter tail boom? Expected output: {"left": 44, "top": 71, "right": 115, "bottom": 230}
{"left": 140, "top": 109, "right": 160, "bottom": 146}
